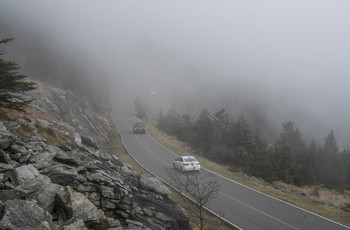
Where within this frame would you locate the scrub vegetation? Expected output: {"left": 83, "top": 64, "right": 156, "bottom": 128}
{"left": 142, "top": 117, "right": 350, "bottom": 227}
{"left": 154, "top": 106, "right": 350, "bottom": 190}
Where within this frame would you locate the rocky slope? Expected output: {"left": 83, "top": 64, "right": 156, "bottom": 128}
{"left": 0, "top": 81, "right": 190, "bottom": 230}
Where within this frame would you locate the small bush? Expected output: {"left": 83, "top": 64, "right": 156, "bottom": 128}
{"left": 311, "top": 188, "right": 320, "bottom": 197}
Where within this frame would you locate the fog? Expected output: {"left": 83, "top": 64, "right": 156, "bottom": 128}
{"left": 1, "top": 1, "right": 349, "bottom": 147}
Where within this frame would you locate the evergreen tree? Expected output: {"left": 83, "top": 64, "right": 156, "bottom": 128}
{"left": 317, "top": 130, "right": 345, "bottom": 188}
{"left": 275, "top": 121, "right": 308, "bottom": 185}
{"left": 0, "top": 38, "right": 36, "bottom": 111}
{"left": 246, "top": 133, "right": 277, "bottom": 182}
{"left": 229, "top": 114, "right": 253, "bottom": 167}
{"left": 179, "top": 114, "right": 195, "bottom": 143}
{"left": 340, "top": 148, "right": 350, "bottom": 188}
{"left": 211, "top": 108, "right": 231, "bottom": 145}
{"left": 230, "top": 114, "right": 253, "bottom": 148}
{"left": 192, "top": 109, "right": 213, "bottom": 154}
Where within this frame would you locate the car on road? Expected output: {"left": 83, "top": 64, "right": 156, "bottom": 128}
{"left": 173, "top": 156, "right": 200, "bottom": 172}
{"left": 132, "top": 122, "right": 146, "bottom": 134}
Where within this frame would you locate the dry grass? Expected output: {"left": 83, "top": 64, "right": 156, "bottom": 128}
{"left": 170, "top": 190, "right": 231, "bottom": 230}
{"left": 0, "top": 108, "right": 24, "bottom": 122}
{"left": 144, "top": 120, "right": 350, "bottom": 227}
{"left": 1, "top": 104, "right": 74, "bottom": 146}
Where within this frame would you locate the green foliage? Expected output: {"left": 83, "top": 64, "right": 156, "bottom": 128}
{"left": 316, "top": 130, "right": 345, "bottom": 188}
{"left": 211, "top": 108, "right": 231, "bottom": 145}
{"left": 0, "top": 38, "right": 36, "bottom": 111}
{"left": 156, "top": 107, "right": 350, "bottom": 189}
{"left": 274, "top": 121, "right": 311, "bottom": 185}
{"left": 192, "top": 109, "right": 213, "bottom": 155}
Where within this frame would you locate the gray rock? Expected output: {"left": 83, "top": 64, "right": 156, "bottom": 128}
{"left": 314, "top": 199, "right": 327, "bottom": 205}
{"left": 0, "top": 123, "right": 17, "bottom": 150}
{"left": 12, "top": 164, "right": 50, "bottom": 186}
{"left": 106, "top": 218, "right": 121, "bottom": 228}
{"left": 42, "top": 164, "right": 78, "bottom": 186}
{"left": 88, "top": 192, "right": 101, "bottom": 206}
{"left": 86, "top": 171, "right": 113, "bottom": 185}
{"left": 8, "top": 143, "right": 27, "bottom": 154}
{"left": 81, "top": 135, "right": 99, "bottom": 149}
{"left": 101, "top": 185, "right": 115, "bottom": 199}
{"left": 139, "top": 174, "right": 171, "bottom": 196}
{"left": 121, "top": 165, "right": 139, "bottom": 177}
{"left": 0, "top": 163, "right": 13, "bottom": 172}
{"left": 56, "top": 186, "right": 105, "bottom": 224}
{"left": 328, "top": 202, "right": 338, "bottom": 208}
{"left": 126, "top": 219, "right": 144, "bottom": 228}
{"left": 60, "top": 218, "right": 88, "bottom": 230}
{"left": 0, "top": 149, "right": 11, "bottom": 163}
{"left": 27, "top": 183, "right": 63, "bottom": 212}
{"left": 19, "top": 153, "right": 31, "bottom": 164}
{"left": 0, "top": 189, "right": 26, "bottom": 202}
{"left": 0, "top": 200, "right": 55, "bottom": 230}
{"left": 37, "top": 118, "right": 51, "bottom": 128}
{"left": 14, "top": 178, "right": 48, "bottom": 195}
{"left": 0, "top": 84, "right": 192, "bottom": 230}
{"left": 143, "top": 207, "right": 153, "bottom": 217}
{"left": 54, "top": 152, "right": 83, "bottom": 166}
{"left": 101, "top": 198, "right": 116, "bottom": 209}
{"left": 30, "top": 151, "right": 56, "bottom": 169}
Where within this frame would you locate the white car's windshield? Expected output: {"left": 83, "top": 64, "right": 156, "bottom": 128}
{"left": 184, "top": 157, "right": 197, "bottom": 162}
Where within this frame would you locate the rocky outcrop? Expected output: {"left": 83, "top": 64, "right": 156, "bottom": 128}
{"left": 0, "top": 83, "right": 190, "bottom": 230}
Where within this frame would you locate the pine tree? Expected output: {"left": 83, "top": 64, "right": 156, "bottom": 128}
{"left": 340, "top": 148, "right": 350, "bottom": 188}
{"left": 246, "top": 133, "right": 276, "bottom": 182}
{"left": 0, "top": 38, "right": 36, "bottom": 111}
{"left": 226, "top": 114, "right": 254, "bottom": 167}
{"left": 317, "top": 130, "right": 345, "bottom": 188}
{"left": 193, "top": 109, "right": 213, "bottom": 154}
{"left": 230, "top": 114, "right": 252, "bottom": 148}
{"left": 275, "top": 121, "right": 308, "bottom": 185}
{"left": 211, "top": 108, "right": 231, "bottom": 145}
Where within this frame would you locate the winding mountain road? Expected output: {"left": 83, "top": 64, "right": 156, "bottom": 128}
{"left": 112, "top": 94, "right": 349, "bottom": 230}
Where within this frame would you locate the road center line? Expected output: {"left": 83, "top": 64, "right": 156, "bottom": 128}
{"left": 135, "top": 134, "right": 299, "bottom": 230}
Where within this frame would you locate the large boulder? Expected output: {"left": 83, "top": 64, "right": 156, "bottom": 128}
{"left": 12, "top": 164, "right": 50, "bottom": 186}
{"left": 139, "top": 174, "right": 171, "bottom": 196}
{"left": 30, "top": 151, "right": 57, "bottom": 169}
{"left": 0, "top": 122, "right": 17, "bottom": 150}
{"left": 27, "top": 183, "right": 63, "bottom": 212}
{"left": 0, "top": 200, "right": 56, "bottom": 230}
{"left": 55, "top": 186, "right": 106, "bottom": 226}
{"left": 42, "top": 164, "right": 78, "bottom": 186}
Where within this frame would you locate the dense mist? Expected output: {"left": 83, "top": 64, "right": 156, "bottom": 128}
{"left": 1, "top": 1, "right": 349, "bottom": 147}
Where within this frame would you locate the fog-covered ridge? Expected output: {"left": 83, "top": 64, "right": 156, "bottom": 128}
{"left": 1, "top": 1, "right": 349, "bottom": 147}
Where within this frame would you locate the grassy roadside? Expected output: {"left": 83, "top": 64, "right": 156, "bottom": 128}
{"left": 143, "top": 120, "right": 350, "bottom": 228}
{"left": 106, "top": 113, "right": 232, "bottom": 230}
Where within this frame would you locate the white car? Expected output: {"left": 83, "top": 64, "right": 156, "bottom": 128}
{"left": 173, "top": 156, "right": 200, "bottom": 172}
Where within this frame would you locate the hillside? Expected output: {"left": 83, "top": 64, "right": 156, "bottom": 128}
{"left": 142, "top": 119, "right": 350, "bottom": 227}
{"left": 0, "top": 80, "right": 190, "bottom": 230}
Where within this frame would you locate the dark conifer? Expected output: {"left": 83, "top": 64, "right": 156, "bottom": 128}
{"left": 0, "top": 38, "right": 36, "bottom": 111}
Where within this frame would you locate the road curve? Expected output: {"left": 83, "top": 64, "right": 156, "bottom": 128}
{"left": 112, "top": 94, "right": 349, "bottom": 230}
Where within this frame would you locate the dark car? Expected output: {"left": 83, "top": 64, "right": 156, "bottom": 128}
{"left": 132, "top": 122, "right": 146, "bottom": 134}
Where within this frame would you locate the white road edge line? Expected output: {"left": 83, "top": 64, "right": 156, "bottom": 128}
{"left": 111, "top": 101, "right": 243, "bottom": 230}
{"left": 142, "top": 112, "right": 350, "bottom": 230}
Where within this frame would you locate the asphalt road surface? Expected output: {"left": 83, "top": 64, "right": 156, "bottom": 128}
{"left": 112, "top": 95, "right": 349, "bottom": 230}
